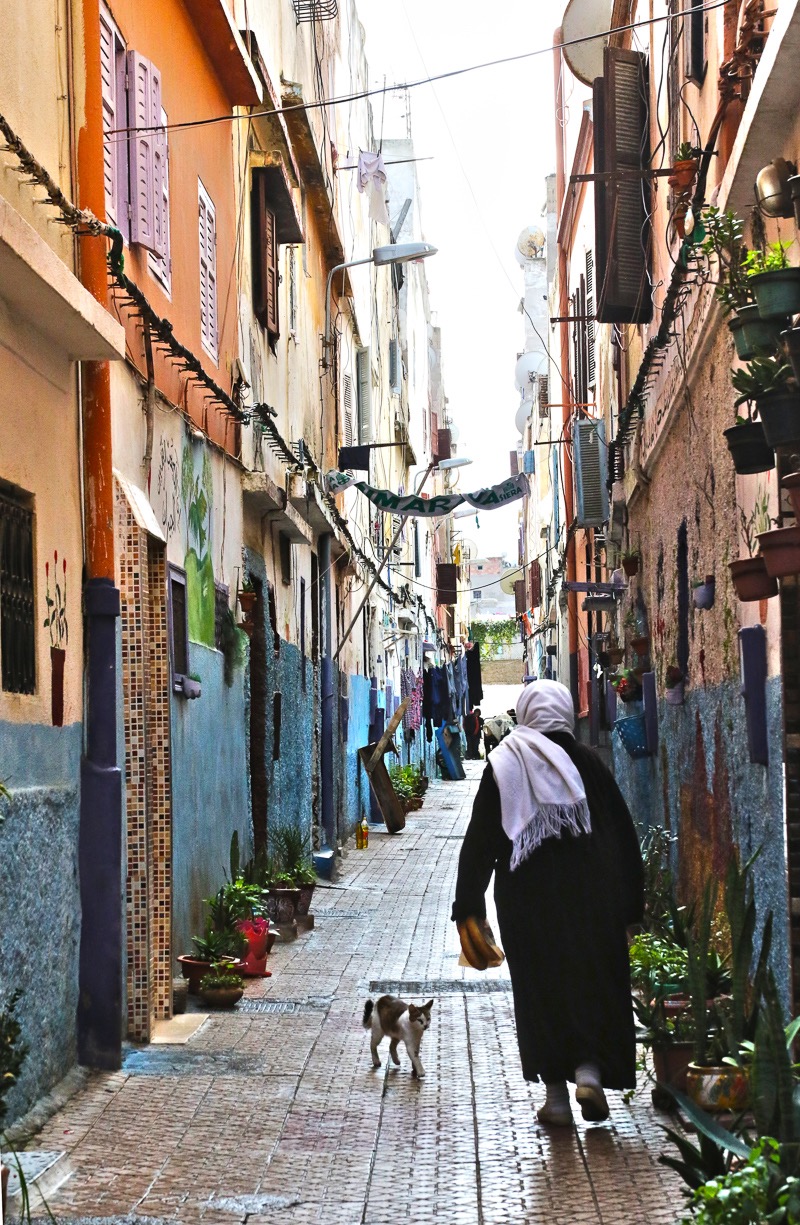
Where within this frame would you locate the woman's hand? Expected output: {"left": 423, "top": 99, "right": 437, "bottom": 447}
{"left": 457, "top": 917, "right": 505, "bottom": 971}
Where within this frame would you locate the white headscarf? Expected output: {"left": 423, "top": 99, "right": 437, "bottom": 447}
{"left": 489, "top": 680, "right": 591, "bottom": 869}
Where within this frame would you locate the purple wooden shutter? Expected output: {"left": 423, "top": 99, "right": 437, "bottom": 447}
{"left": 199, "top": 187, "right": 217, "bottom": 359}
{"left": 100, "top": 13, "right": 118, "bottom": 224}
{"left": 127, "top": 51, "right": 161, "bottom": 252}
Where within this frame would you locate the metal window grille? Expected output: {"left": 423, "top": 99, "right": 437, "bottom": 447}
{"left": 0, "top": 492, "right": 35, "bottom": 694}
{"left": 292, "top": 0, "right": 338, "bottom": 21}
{"left": 537, "top": 374, "right": 549, "bottom": 417}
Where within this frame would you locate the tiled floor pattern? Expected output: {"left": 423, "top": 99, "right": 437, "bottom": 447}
{"left": 28, "top": 764, "right": 683, "bottom": 1224}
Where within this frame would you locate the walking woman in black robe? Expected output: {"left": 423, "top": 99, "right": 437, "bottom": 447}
{"left": 452, "top": 679, "right": 644, "bottom": 1126}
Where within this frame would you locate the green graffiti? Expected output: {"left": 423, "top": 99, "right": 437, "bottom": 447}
{"left": 182, "top": 441, "right": 215, "bottom": 647}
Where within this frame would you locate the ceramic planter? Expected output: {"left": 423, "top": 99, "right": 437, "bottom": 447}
{"left": 653, "top": 1042, "right": 694, "bottom": 1093}
{"left": 686, "top": 1063, "right": 751, "bottom": 1112}
{"left": 692, "top": 576, "right": 715, "bottom": 609}
{"left": 296, "top": 883, "right": 316, "bottom": 917}
{"left": 757, "top": 524, "right": 800, "bottom": 578}
{"left": 630, "top": 635, "right": 650, "bottom": 658}
{"left": 267, "top": 886, "right": 301, "bottom": 926}
{"left": 783, "top": 470, "right": 800, "bottom": 519}
{"left": 665, "top": 683, "right": 684, "bottom": 706}
{"left": 621, "top": 556, "right": 640, "bottom": 577}
{"left": 236, "top": 918, "right": 276, "bottom": 977}
{"left": 199, "top": 985, "right": 244, "bottom": 1008}
{"left": 178, "top": 955, "right": 243, "bottom": 995}
{"left": 670, "top": 158, "right": 699, "bottom": 192}
{"left": 723, "top": 421, "right": 774, "bottom": 475}
{"left": 781, "top": 325, "right": 800, "bottom": 384}
{"left": 751, "top": 267, "right": 800, "bottom": 320}
{"left": 757, "top": 391, "right": 800, "bottom": 448}
{"left": 728, "top": 305, "right": 782, "bottom": 360}
{"left": 729, "top": 556, "right": 779, "bottom": 602}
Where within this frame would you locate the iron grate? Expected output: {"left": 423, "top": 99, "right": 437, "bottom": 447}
{"left": 367, "top": 979, "right": 512, "bottom": 995}
{"left": 237, "top": 997, "right": 330, "bottom": 1014}
{"left": 314, "top": 909, "right": 374, "bottom": 919}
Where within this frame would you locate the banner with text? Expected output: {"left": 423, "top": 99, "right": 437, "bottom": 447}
{"left": 325, "top": 471, "right": 528, "bottom": 515}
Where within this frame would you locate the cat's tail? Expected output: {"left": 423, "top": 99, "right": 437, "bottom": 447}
{"left": 362, "top": 999, "right": 374, "bottom": 1028}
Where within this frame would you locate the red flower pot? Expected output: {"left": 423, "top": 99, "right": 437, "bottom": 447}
{"left": 757, "top": 524, "right": 800, "bottom": 578}
{"left": 236, "top": 918, "right": 275, "bottom": 977}
{"left": 729, "top": 556, "right": 778, "bottom": 602}
{"left": 783, "top": 470, "right": 800, "bottom": 520}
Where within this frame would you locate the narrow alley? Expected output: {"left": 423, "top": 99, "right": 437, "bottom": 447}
{"left": 14, "top": 768, "right": 681, "bottom": 1225}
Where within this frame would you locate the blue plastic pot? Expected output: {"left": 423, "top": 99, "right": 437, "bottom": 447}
{"left": 614, "top": 713, "right": 652, "bottom": 759}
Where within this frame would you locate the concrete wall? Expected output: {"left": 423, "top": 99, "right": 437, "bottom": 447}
{"left": 613, "top": 678, "right": 789, "bottom": 1003}
{"left": 170, "top": 641, "right": 250, "bottom": 961}
{"left": 0, "top": 723, "right": 82, "bottom": 1119}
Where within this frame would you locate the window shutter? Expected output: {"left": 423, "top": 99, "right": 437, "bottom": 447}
{"left": 436, "top": 563, "right": 458, "bottom": 607}
{"left": 510, "top": 450, "right": 519, "bottom": 477}
{"left": 594, "top": 47, "right": 653, "bottom": 324}
{"left": 343, "top": 374, "right": 354, "bottom": 448}
{"left": 100, "top": 13, "right": 118, "bottom": 225}
{"left": 251, "top": 172, "right": 267, "bottom": 326}
{"left": 514, "top": 579, "right": 526, "bottom": 616}
{"left": 199, "top": 185, "right": 218, "bottom": 360}
{"left": 356, "top": 348, "right": 372, "bottom": 443}
{"left": 585, "top": 251, "right": 596, "bottom": 389}
{"left": 389, "top": 339, "right": 399, "bottom": 391}
{"left": 127, "top": 51, "right": 161, "bottom": 253}
{"left": 529, "top": 560, "right": 542, "bottom": 609}
{"left": 573, "top": 419, "right": 610, "bottom": 527}
{"left": 685, "top": 0, "right": 707, "bottom": 82}
{"left": 265, "top": 206, "right": 279, "bottom": 336}
{"left": 523, "top": 449, "right": 535, "bottom": 475}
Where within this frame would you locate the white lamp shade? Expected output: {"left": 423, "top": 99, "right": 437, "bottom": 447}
{"left": 372, "top": 242, "right": 437, "bottom": 266}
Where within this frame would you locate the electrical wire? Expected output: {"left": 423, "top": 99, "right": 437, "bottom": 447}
{"left": 105, "top": 0, "right": 737, "bottom": 143}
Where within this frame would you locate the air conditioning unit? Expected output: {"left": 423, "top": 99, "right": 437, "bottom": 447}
{"left": 573, "top": 419, "right": 609, "bottom": 528}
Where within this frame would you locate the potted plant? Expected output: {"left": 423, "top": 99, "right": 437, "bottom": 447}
{"left": 178, "top": 927, "right": 245, "bottom": 995}
{"left": 665, "top": 665, "right": 685, "bottom": 706}
{"left": 238, "top": 575, "right": 257, "bottom": 636}
{"left": 700, "top": 207, "right": 783, "bottom": 359}
{"left": 271, "top": 824, "right": 316, "bottom": 921}
{"left": 782, "top": 468, "right": 800, "bottom": 519}
{"left": 621, "top": 548, "right": 640, "bottom": 577}
{"left": 607, "top": 639, "right": 625, "bottom": 666}
{"left": 670, "top": 141, "right": 702, "bottom": 192}
{"left": 744, "top": 239, "right": 800, "bottom": 320}
{"left": 723, "top": 397, "right": 775, "bottom": 476}
{"left": 730, "top": 493, "right": 779, "bottom": 602}
{"left": 611, "top": 667, "right": 642, "bottom": 704}
{"left": 757, "top": 520, "right": 800, "bottom": 579}
{"left": 731, "top": 352, "right": 800, "bottom": 449}
{"left": 199, "top": 964, "right": 244, "bottom": 1008}
{"left": 692, "top": 575, "right": 716, "bottom": 609}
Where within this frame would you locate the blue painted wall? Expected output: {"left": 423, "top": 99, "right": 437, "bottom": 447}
{"left": 612, "top": 677, "right": 789, "bottom": 1004}
{"left": 0, "top": 722, "right": 82, "bottom": 1120}
{"left": 171, "top": 642, "right": 250, "bottom": 961}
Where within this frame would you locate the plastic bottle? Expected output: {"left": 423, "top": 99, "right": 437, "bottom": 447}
{"left": 360, "top": 817, "right": 369, "bottom": 850}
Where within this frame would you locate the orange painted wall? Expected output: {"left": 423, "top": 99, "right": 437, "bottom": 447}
{"left": 102, "top": 0, "right": 239, "bottom": 452}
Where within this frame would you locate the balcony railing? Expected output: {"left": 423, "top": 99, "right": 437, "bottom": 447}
{"left": 292, "top": 0, "right": 338, "bottom": 21}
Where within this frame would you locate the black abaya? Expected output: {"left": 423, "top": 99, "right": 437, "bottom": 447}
{"left": 452, "top": 733, "right": 644, "bottom": 1089}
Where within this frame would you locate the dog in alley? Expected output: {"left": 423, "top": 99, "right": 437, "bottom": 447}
{"left": 363, "top": 994, "right": 434, "bottom": 1078}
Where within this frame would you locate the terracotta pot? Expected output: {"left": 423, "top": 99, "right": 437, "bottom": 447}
{"left": 653, "top": 1043, "right": 694, "bottom": 1093}
{"left": 296, "top": 883, "right": 316, "bottom": 917}
{"left": 670, "top": 158, "right": 699, "bottom": 192}
{"left": 630, "top": 636, "right": 650, "bottom": 658}
{"left": 686, "top": 1062, "right": 751, "bottom": 1112}
{"left": 238, "top": 591, "right": 257, "bottom": 615}
{"left": 178, "top": 954, "right": 243, "bottom": 995}
{"left": 784, "top": 470, "right": 800, "bottom": 520}
{"left": 757, "top": 524, "right": 800, "bottom": 578}
{"left": 723, "top": 421, "right": 774, "bottom": 476}
{"left": 199, "top": 985, "right": 244, "bottom": 1008}
{"left": 729, "top": 556, "right": 779, "bottom": 602}
{"left": 621, "top": 556, "right": 640, "bottom": 577}
{"left": 51, "top": 645, "right": 65, "bottom": 727}
{"left": 607, "top": 647, "right": 625, "bottom": 666}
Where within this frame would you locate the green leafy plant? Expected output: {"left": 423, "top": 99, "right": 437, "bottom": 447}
{"left": 199, "top": 966, "right": 243, "bottom": 991}
{"left": 677, "top": 141, "right": 702, "bottom": 162}
{"left": 469, "top": 617, "right": 518, "bottom": 661}
{"left": 680, "top": 1137, "right": 800, "bottom": 1222}
{"left": 732, "top": 354, "right": 795, "bottom": 408}
{"left": 739, "top": 488, "right": 772, "bottom": 558}
{"left": 611, "top": 667, "right": 642, "bottom": 702}
{"left": 268, "top": 823, "right": 314, "bottom": 885}
{"left": 743, "top": 240, "right": 794, "bottom": 277}
{"left": 240, "top": 573, "right": 255, "bottom": 595}
{"left": 700, "top": 207, "right": 754, "bottom": 316}
{"left": 640, "top": 825, "right": 678, "bottom": 942}
{"left": 629, "top": 932, "right": 689, "bottom": 996}
{"left": 191, "top": 927, "right": 243, "bottom": 962}
{"left": 219, "top": 606, "right": 248, "bottom": 687}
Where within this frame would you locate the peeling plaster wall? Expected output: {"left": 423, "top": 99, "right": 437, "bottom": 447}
{"left": 170, "top": 643, "right": 250, "bottom": 962}
{"left": 0, "top": 723, "right": 82, "bottom": 1121}
{"left": 614, "top": 679, "right": 789, "bottom": 1004}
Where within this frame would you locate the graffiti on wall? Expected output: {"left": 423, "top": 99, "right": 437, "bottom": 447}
{"left": 156, "top": 437, "right": 182, "bottom": 540}
{"left": 43, "top": 550, "right": 68, "bottom": 726}
{"left": 182, "top": 441, "right": 215, "bottom": 646}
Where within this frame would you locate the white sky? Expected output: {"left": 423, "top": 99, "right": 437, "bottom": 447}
{"left": 357, "top": 0, "right": 560, "bottom": 560}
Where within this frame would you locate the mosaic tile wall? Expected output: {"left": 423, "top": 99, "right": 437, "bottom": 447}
{"left": 115, "top": 482, "right": 172, "bottom": 1041}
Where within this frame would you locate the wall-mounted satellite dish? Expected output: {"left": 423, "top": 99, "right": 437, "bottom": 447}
{"left": 515, "top": 400, "right": 532, "bottom": 435}
{"left": 514, "top": 350, "right": 547, "bottom": 393}
{"left": 562, "top": 0, "right": 613, "bottom": 86}
{"left": 461, "top": 539, "right": 479, "bottom": 562}
{"left": 514, "top": 225, "right": 546, "bottom": 265}
{"left": 499, "top": 567, "right": 523, "bottom": 596}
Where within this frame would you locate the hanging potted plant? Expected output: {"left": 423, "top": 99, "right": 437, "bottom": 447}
{"left": 699, "top": 207, "right": 782, "bottom": 359}
{"left": 731, "top": 352, "right": 800, "bottom": 448}
{"left": 782, "top": 468, "right": 800, "bottom": 519}
{"left": 744, "top": 239, "right": 800, "bottom": 320}
{"left": 610, "top": 667, "right": 642, "bottom": 704}
{"left": 621, "top": 548, "right": 640, "bottom": 577}
{"left": 722, "top": 403, "right": 774, "bottom": 476}
{"left": 757, "top": 513, "right": 800, "bottom": 579}
{"left": 729, "top": 491, "right": 778, "bottom": 602}
{"left": 607, "top": 638, "right": 625, "bottom": 666}
{"left": 669, "top": 141, "right": 701, "bottom": 192}
{"left": 664, "top": 665, "right": 685, "bottom": 706}
{"left": 237, "top": 574, "right": 257, "bottom": 637}
{"left": 692, "top": 575, "right": 715, "bottom": 609}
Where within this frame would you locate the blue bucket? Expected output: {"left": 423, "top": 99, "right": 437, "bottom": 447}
{"left": 614, "top": 713, "right": 650, "bottom": 759}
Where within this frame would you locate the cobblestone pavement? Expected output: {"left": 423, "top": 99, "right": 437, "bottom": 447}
{"left": 26, "top": 764, "right": 683, "bottom": 1224}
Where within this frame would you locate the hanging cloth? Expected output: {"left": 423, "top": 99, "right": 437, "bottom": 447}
{"left": 466, "top": 644, "right": 483, "bottom": 706}
{"left": 357, "top": 151, "right": 390, "bottom": 227}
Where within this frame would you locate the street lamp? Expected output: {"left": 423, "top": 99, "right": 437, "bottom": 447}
{"left": 323, "top": 242, "right": 438, "bottom": 366}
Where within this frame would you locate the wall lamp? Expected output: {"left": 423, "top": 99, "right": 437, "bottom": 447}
{"left": 322, "top": 242, "right": 438, "bottom": 367}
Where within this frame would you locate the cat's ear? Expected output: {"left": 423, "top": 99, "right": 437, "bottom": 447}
{"left": 408, "top": 1005, "right": 420, "bottom": 1021}
{"left": 423, "top": 1000, "right": 434, "bottom": 1012}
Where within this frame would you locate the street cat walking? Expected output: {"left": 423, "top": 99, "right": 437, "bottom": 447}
{"left": 363, "top": 995, "right": 434, "bottom": 1078}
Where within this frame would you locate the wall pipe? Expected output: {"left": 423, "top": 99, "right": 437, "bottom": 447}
{"left": 319, "top": 531, "right": 335, "bottom": 849}
{"left": 75, "top": 0, "right": 122, "bottom": 1069}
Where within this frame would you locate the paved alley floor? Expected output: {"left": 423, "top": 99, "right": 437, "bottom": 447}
{"left": 22, "top": 764, "right": 683, "bottom": 1225}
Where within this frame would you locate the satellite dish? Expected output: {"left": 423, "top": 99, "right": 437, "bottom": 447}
{"left": 515, "top": 225, "right": 546, "bottom": 264}
{"left": 562, "top": 0, "right": 613, "bottom": 86}
{"left": 515, "top": 350, "right": 547, "bottom": 393}
{"left": 515, "top": 400, "right": 532, "bottom": 434}
{"left": 499, "top": 567, "right": 523, "bottom": 596}
{"left": 461, "top": 538, "right": 478, "bottom": 562}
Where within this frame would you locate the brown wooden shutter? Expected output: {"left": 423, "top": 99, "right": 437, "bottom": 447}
{"left": 265, "top": 206, "right": 279, "bottom": 337}
{"left": 436, "top": 428, "right": 452, "bottom": 461}
{"left": 510, "top": 450, "right": 519, "bottom": 477}
{"left": 514, "top": 579, "right": 526, "bottom": 615}
{"left": 594, "top": 47, "right": 653, "bottom": 324}
{"left": 252, "top": 171, "right": 268, "bottom": 327}
{"left": 529, "top": 560, "right": 542, "bottom": 609}
{"left": 436, "top": 563, "right": 458, "bottom": 606}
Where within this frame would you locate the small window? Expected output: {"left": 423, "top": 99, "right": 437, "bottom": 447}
{"left": 472, "top": 590, "right": 482, "bottom": 601}
{"left": 198, "top": 180, "right": 218, "bottom": 362}
{"left": 272, "top": 692, "right": 282, "bottom": 760}
{"left": 279, "top": 532, "right": 292, "bottom": 586}
{"left": 168, "top": 564, "right": 189, "bottom": 686}
{"left": 251, "top": 172, "right": 279, "bottom": 340}
{"left": 0, "top": 489, "right": 35, "bottom": 695}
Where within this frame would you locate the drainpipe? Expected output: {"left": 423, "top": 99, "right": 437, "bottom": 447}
{"left": 319, "top": 532, "right": 335, "bottom": 849}
{"left": 76, "top": 0, "right": 122, "bottom": 1068}
{"left": 553, "top": 27, "right": 579, "bottom": 710}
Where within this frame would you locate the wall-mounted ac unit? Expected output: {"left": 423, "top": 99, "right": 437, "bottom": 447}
{"left": 573, "top": 419, "right": 609, "bottom": 527}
